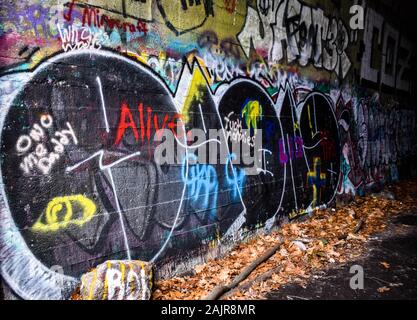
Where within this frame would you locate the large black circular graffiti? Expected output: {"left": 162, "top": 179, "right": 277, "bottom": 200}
{"left": 0, "top": 51, "right": 189, "bottom": 280}
{"left": 298, "top": 92, "right": 341, "bottom": 208}
{"left": 218, "top": 81, "right": 284, "bottom": 228}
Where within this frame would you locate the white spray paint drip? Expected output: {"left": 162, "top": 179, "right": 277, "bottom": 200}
{"left": 96, "top": 76, "right": 110, "bottom": 133}
{"left": 198, "top": 103, "right": 207, "bottom": 133}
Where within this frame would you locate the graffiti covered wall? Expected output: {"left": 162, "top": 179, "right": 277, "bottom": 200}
{"left": 0, "top": 0, "right": 416, "bottom": 299}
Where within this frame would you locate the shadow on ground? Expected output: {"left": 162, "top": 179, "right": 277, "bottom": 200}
{"left": 267, "top": 210, "right": 417, "bottom": 300}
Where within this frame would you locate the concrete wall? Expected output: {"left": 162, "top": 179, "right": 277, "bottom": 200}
{"left": 0, "top": 0, "right": 416, "bottom": 299}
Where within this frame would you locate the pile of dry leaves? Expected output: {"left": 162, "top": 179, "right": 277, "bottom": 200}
{"left": 152, "top": 180, "right": 417, "bottom": 300}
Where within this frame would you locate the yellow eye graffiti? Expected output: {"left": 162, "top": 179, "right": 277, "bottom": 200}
{"left": 32, "top": 195, "right": 96, "bottom": 232}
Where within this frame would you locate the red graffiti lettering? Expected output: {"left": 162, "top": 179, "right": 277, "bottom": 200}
{"left": 79, "top": 7, "right": 148, "bottom": 35}
{"left": 63, "top": 0, "right": 76, "bottom": 22}
{"left": 114, "top": 102, "right": 182, "bottom": 146}
{"left": 136, "top": 21, "right": 148, "bottom": 35}
{"left": 114, "top": 102, "right": 139, "bottom": 146}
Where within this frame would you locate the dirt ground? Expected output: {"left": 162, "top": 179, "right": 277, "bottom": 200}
{"left": 267, "top": 210, "right": 417, "bottom": 299}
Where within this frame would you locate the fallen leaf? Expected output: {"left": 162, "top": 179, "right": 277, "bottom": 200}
{"left": 195, "top": 265, "right": 205, "bottom": 274}
{"left": 377, "top": 286, "right": 391, "bottom": 293}
{"left": 292, "top": 240, "right": 307, "bottom": 251}
{"left": 279, "top": 248, "right": 288, "bottom": 257}
{"left": 218, "top": 269, "right": 230, "bottom": 282}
